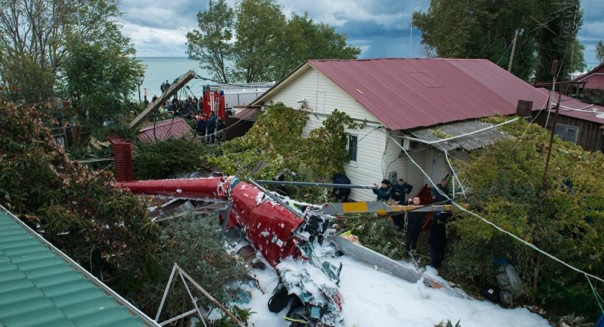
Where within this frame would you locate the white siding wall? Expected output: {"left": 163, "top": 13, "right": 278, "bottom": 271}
{"left": 264, "top": 68, "right": 381, "bottom": 123}
{"left": 259, "top": 67, "right": 458, "bottom": 202}
{"left": 383, "top": 131, "right": 432, "bottom": 199}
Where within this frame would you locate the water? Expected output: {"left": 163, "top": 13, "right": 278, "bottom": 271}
{"left": 135, "top": 57, "right": 210, "bottom": 101}
{"left": 134, "top": 57, "right": 273, "bottom": 107}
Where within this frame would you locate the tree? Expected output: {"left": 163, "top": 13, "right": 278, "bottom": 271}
{"left": 0, "top": 99, "right": 161, "bottom": 296}
{"left": 596, "top": 41, "right": 604, "bottom": 63}
{"left": 0, "top": 0, "right": 142, "bottom": 117}
{"left": 187, "top": 1, "right": 360, "bottom": 83}
{"left": 210, "top": 103, "right": 360, "bottom": 202}
{"left": 62, "top": 32, "right": 141, "bottom": 129}
{"left": 533, "top": 0, "right": 583, "bottom": 82}
{"left": 449, "top": 118, "right": 604, "bottom": 318}
{"left": 186, "top": 0, "right": 235, "bottom": 84}
{"left": 413, "top": 0, "right": 584, "bottom": 81}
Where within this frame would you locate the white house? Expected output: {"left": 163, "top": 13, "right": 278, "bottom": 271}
{"left": 251, "top": 58, "right": 566, "bottom": 201}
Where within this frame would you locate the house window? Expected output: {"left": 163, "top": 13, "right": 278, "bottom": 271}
{"left": 347, "top": 134, "right": 358, "bottom": 162}
{"left": 554, "top": 124, "right": 579, "bottom": 143}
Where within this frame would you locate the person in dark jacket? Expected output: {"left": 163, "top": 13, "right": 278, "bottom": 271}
{"left": 207, "top": 112, "right": 217, "bottom": 143}
{"left": 406, "top": 197, "right": 425, "bottom": 254}
{"left": 372, "top": 179, "right": 391, "bottom": 201}
{"left": 331, "top": 173, "right": 351, "bottom": 202}
{"left": 390, "top": 178, "right": 413, "bottom": 204}
{"left": 429, "top": 211, "right": 448, "bottom": 269}
{"left": 432, "top": 177, "right": 450, "bottom": 204}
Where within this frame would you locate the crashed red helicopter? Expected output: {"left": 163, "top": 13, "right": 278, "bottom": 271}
{"left": 115, "top": 71, "right": 463, "bottom": 326}
{"left": 116, "top": 175, "right": 346, "bottom": 326}
{"left": 115, "top": 174, "right": 464, "bottom": 327}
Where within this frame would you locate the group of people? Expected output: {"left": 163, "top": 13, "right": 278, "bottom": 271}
{"left": 196, "top": 111, "right": 225, "bottom": 144}
{"left": 372, "top": 176, "right": 451, "bottom": 270}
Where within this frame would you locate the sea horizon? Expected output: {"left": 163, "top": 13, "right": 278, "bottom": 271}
{"left": 134, "top": 57, "right": 209, "bottom": 101}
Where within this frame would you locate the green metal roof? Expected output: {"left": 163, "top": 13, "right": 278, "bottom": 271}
{"left": 0, "top": 207, "right": 160, "bottom": 327}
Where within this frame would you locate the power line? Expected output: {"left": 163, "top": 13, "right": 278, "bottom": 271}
{"left": 386, "top": 132, "right": 604, "bottom": 287}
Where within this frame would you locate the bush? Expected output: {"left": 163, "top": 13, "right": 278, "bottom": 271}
{"left": 339, "top": 216, "right": 406, "bottom": 260}
{"left": 450, "top": 119, "right": 604, "bottom": 319}
{"left": 134, "top": 136, "right": 212, "bottom": 180}
{"left": 137, "top": 215, "right": 250, "bottom": 322}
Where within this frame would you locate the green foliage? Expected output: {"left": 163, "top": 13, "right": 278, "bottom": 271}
{"left": 0, "top": 100, "right": 161, "bottom": 292}
{"left": 212, "top": 305, "right": 254, "bottom": 327}
{"left": 582, "top": 89, "right": 604, "bottom": 105}
{"left": 0, "top": 0, "right": 141, "bottom": 107}
{"left": 140, "top": 216, "right": 250, "bottom": 322}
{"left": 61, "top": 32, "right": 141, "bottom": 129}
{"left": 597, "top": 41, "right": 604, "bottom": 63}
{"left": 186, "top": 0, "right": 359, "bottom": 83}
{"left": 210, "top": 104, "right": 360, "bottom": 200}
{"left": 450, "top": 119, "right": 604, "bottom": 319}
{"left": 134, "top": 136, "right": 210, "bottom": 180}
{"left": 339, "top": 217, "right": 407, "bottom": 260}
{"left": 186, "top": 0, "right": 235, "bottom": 84}
{"left": 413, "top": 0, "right": 584, "bottom": 81}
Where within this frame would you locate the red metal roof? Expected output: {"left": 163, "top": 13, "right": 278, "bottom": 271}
{"left": 572, "top": 62, "right": 604, "bottom": 90}
{"left": 308, "top": 58, "right": 553, "bottom": 130}
{"left": 138, "top": 117, "right": 193, "bottom": 143}
{"left": 535, "top": 88, "right": 604, "bottom": 125}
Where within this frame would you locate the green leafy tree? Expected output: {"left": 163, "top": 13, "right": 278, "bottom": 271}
{"left": 533, "top": 0, "right": 583, "bottom": 82}
{"left": 0, "top": 0, "right": 142, "bottom": 123}
{"left": 233, "top": 0, "right": 287, "bottom": 82}
{"left": 186, "top": 0, "right": 235, "bottom": 84}
{"left": 596, "top": 41, "right": 604, "bottom": 63}
{"left": 210, "top": 103, "right": 360, "bottom": 201}
{"left": 278, "top": 13, "right": 361, "bottom": 78}
{"left": 187, "top": 1, "right": 360, "bottom": 83}
{"left": 450, "top": 119, "right": 604, "bottom": 318}
{"left": 413, "top": 0, "right": 584, "bottom": 81}
{"left": 62, "top": 33, "right": 141, "bottom": 129}
{"left": 0, "top": 99, "right": 161, "bottom": 295}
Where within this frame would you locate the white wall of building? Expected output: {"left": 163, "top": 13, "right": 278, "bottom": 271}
{"left": 258, "top": 65, "right": 463, "bottom": 201}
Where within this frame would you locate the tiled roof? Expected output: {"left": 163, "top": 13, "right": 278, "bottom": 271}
{"left": 306, "top": 58, "right": 552, "bottom": 130}
{"left": 0, "top": 207, "right": 159, "bottom": 327}
{"left": 138, "top": 117, "right": 193, "bottom": 143}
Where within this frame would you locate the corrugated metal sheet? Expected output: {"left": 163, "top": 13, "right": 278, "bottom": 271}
{"left": 573, "top": 62, "right": 604, "bottom": 90}
{"left": 0, "top": 208, "right": 159, "bottom": 327}
{"left": 535, "top": 88, "right": 604, "bottom": 125}
{"left": 308, "top": 58, "right": 553, "bottom": 130}
{"left": 138, "top": 117, "right": 193, "bottom": 143}
{"left": 409, "top": 120, "right": 513, "bottom": 151}
{"left": 232, "top": 108, "right": 259, "bottom": 122}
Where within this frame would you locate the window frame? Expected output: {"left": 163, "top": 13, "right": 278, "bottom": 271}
{"left": 554, "top": 123, "right": 579, "bottom": 143}
{"left": 347, "top": 134, "right": 358, "bottom": 162}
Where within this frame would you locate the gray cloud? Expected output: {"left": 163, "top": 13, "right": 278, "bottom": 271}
{"left": 118, "top": 0, "right": 602, "bottom": 67}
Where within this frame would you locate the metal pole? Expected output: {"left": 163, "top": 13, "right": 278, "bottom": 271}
{"left": 542, "top": 89, "right": 563, "bottom": 193}
{"left": 508, "top": 29, "right": 519, "bottom": 72}
{"left": 138, "top": 84, "right": 142, "bottom": 103}
{"left": 255, "top": 180, "right": 374, "bottom": 189}
{"left": 155, "top": 264, "right": 179, "bottom": 321}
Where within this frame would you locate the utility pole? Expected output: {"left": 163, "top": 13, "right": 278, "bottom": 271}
{"left": 507, "top": 29, "right": 519, "bottom": 72}
{"left": 542, "top": 60, "right": 562, "bottom": 193}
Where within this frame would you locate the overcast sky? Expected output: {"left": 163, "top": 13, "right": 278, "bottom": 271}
{"left": 118, "top": 0, "right": 604, "bottom": 68}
